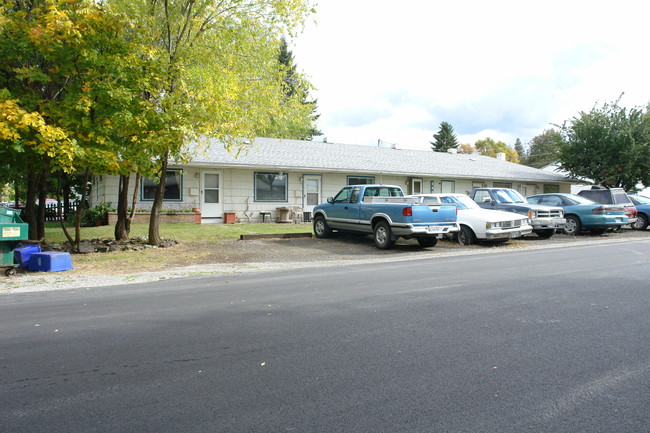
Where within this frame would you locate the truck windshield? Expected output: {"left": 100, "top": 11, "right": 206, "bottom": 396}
{"left": 495, "top": 189, "right": 526, "bottom": 203}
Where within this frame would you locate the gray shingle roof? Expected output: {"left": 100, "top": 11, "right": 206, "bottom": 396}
{"left": 183, "top": 137, "right": 571, "bottom": 183}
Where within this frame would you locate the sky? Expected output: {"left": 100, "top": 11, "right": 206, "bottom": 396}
{"left": 291, "top": 0, "right": 650, "bottom": 151}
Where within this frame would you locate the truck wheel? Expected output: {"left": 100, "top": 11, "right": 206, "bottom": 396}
{"left": 373, "top": 221, "right": 395, "bottom": 249}
{"left": 417, "top": 237, "right": 438, "bottom": 248}
{"left": 632, "top": 213, "right": 648, "bottom": 230}
{"left": 535, "top": 229, "right": 555, "bottom": 238}
{"left": 313, "top": 215, "right": 332, "bottom": 238}
{"left": 4, "top": 267, "right": 16, "bottom": 277}
{"left": 563, "top": 215, "right": 581, "bottom": 235}
{"left": 457, "top": 225, "right": 476, "bottom": 246}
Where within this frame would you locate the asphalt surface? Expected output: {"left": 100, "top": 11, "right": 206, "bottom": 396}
{"left": 1, "top": 235, "right": 649, "bottom": 432}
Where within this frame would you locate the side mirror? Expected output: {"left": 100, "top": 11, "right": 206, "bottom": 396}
{"left": 327, "top": 197, "right": 334, "bottom": 204}
{"left": 482, "top": 197, "right": 492, "bottom": 203}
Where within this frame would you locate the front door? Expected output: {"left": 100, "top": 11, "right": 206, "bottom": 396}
{"left": 201, "top": 171, "right": 223, "bottom": 220}
{"left": 303, "top": 175, "right": 322, "bottom": 213}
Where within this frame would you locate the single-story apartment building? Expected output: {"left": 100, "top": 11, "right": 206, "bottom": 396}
{"left": 91, "top": 137, "right": 577, "bottom": 223}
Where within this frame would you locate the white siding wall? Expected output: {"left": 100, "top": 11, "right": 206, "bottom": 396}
{"left": 93, "top": 168, "right": 570, "bottom": 222}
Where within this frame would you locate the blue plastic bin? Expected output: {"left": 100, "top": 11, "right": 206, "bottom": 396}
{"left": 14, "top": 244, "right": 41, "bottom": 268}
{"left": 28, "top": 252, "right": 73, "bottom": 272}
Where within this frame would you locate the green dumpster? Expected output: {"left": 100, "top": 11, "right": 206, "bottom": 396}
{"left": 0, "top": 206, "right": 28, "bottom": 276}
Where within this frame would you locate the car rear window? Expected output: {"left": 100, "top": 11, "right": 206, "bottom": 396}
{"left": 612, "top": 191, "right": 633, "bottom": 205}
{"left": 580, "top": 190, "right": 610, "bottom": 203}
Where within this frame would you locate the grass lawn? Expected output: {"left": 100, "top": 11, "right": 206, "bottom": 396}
{"left": 44, "top": 222, "right": 312, "bottom": 244}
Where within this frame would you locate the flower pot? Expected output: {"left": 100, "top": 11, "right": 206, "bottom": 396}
{"left": 224, "top": 212, "right": 236, "bottom": 224}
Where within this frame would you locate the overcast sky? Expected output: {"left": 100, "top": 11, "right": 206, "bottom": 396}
{"left": 291, "top": 0, "right": 650, "bottom": 151}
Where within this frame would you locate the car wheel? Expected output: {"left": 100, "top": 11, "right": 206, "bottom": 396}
{"left": 313, "top": 215, "right": 332, "bottom": 238}
{"left": 563, "top": 215, "right": 582, "bottom": 235}
{"left": 632, "top": 213, "right": 648, "bottom": 230}
{"left": 417, "top": 236, "right": 438, "bottom": 248}
{"left": 457, "top": 225, "right": 476, "bottom": 246}
{"left": 373, "top": 221, "right": 395, "bottom": 249}
{"left": 535, "top": 229, "right": 555, "bottom": 238}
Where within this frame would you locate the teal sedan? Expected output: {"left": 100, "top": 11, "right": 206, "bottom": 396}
{"left": 629, "top": 194, "right": 650, "bottom": 230}
{"left": 527, "top": 193, "right": 628, "bottom": 235}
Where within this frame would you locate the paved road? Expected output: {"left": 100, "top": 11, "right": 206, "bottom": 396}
{"left": 1, "top": 238, "right": 649, "bottom": 432}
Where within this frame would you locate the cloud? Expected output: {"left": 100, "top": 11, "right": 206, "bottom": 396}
{"left": 293, "top": 0, "right": 650, "bottom": 150}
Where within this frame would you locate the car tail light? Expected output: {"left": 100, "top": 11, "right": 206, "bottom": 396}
{"left": 403, "top": 207, "right": 412, "bottom": 217}
{"left": 592, "top": 207, "right": 606, "bottom": 215}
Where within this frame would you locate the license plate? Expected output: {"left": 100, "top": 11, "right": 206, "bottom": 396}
{"left": 426, "top": 226, "right": 445, "bottom": 233}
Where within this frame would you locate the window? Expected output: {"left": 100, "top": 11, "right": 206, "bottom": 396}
{"left": 493, "top": 182, "right": 512, "bottom": 188}
{"left": 539, "top": 195, "right": 563, "bottom": 206}
{"left": 141, "top": 170, "right": 182, "bottom": 201}
{"left": 347, "top": 176, "right": 374, "bottom": 185}
{"left": 473, "top": 190, "right": 490, "bottom": 203}
{"left": 333, "top": 187, "right": 353, "bottom": 203}
{"left": 255, "top": 172, "right": 288, "bottom": 201}
{"left": 363, "top": 186, "right": 404, "bottom": 201}
{"left": 543, "top": 184, "right": 560, "bottom": 193}
{"left": 472, "top": 181, "right": 486, "bottom": 189}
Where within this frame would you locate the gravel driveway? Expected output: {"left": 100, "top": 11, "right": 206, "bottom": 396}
{"left": 2, "top": 229, "right": 648, "bottom": 294}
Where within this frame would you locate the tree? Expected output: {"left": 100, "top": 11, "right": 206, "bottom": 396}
{"left": 513, "top": 138, "right": 525, "bottom": 160}
{"left": 258, "top": 37, "right": 321, "bottom": 140}
{"left": 431, "top": 121, "right": 459, "bottom": 152}
{"left": 108, "top": 0, "right": 314, "bottom": 245}
{"left": 474, "top": 137, "right": 519, "bottom": 163}
{"left": 457, "top": 143, "right": 475, "bottom": 154}
{"left": 559, "top": 100, "right": 650, "bottom": 191}
{"left": 524, "top": 129, "right": 563, "bottom": 168}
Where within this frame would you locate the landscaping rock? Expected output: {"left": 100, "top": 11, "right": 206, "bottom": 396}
{"left": 77, "top": 241, "right": 95, "bottom": 254}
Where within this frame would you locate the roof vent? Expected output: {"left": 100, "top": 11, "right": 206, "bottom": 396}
{"left": 447, "top": 148, "right": 458, "bottom": 154}
{"left": 496, "top": 152, "right": 506, "bottom": 161}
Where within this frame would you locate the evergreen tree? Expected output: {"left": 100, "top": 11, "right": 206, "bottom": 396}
{"left": 431, "top": 121, "right": 459, "bottom": 152}
{"left": 261, "top": 38, "right": 321, "bottom": 140}
{"left": 514, "top": 138, "right": 525, "bottom": 160}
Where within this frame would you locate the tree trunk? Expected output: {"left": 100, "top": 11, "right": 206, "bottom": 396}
{"left": 56, "top": 171, "right": 75, "bottom": 246}
{"left": 25, "top": 168, "right": 38, "bottom": 240}
{"left": 148, "top": 154, "right": 168, "bottom": 246}
{"left": 72, "top": 167, "right": 92, "bottom": 252}
{"left": 114, "top": 174, "right": 130, "bottom": 241}
{"left": 36, "top": 166, "right": 48, "bottom": 240}
{"left": 127, "top": 174, "right": 140, "bottom": 236}
{"left": 62, "top": 175, "right": 72, "bottom": 221}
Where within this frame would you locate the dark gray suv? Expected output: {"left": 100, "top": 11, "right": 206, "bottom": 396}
{"left": 577, "top": 186, "right": 638, "bottom": 226}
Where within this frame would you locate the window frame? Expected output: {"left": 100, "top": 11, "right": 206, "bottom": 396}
{"left": 254, "top": 171, "right": 289, "bottom": 202}
{"left": 140, "top": 169, "right": 183, "bottom": 202}
{"left": 347, "top": 176, "right": 374, "bottom": 185}
{"left": 543, "top": 184, "right": 560, "bottom": 193}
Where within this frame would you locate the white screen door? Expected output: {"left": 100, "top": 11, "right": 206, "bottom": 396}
{"left": 201, "top": 171, "right": 223, "bottom": 219}
{"left": 303, "top": 175, "right": 322, "bottom": 213}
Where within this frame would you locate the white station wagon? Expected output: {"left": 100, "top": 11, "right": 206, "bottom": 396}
{"left": 410, "top": 193, "right": 533, "bottom": 245}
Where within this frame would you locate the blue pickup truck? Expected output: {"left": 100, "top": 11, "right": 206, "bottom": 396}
{"left": 312, "top": 184, "right": 459, "bottom": 249}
